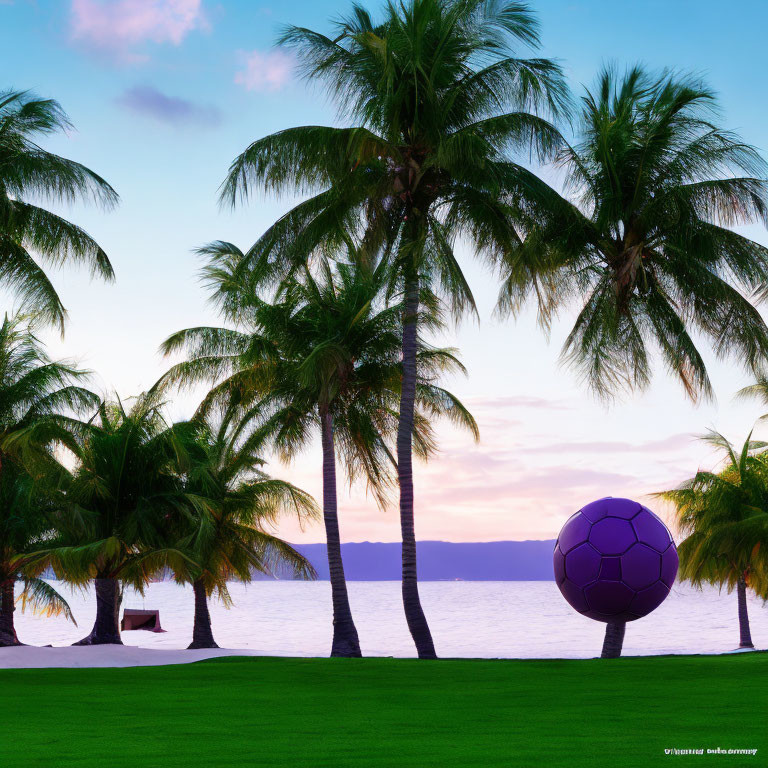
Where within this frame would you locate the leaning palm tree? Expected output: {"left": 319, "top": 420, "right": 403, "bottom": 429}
{"left": 171, "top": 406, "right": 317, "bottom": 649}
{"left": 0, "top": 313, "right": 96, "bottom": 645}
{"left": 161, "top": 245, "right": 478, "bottom": 657}
{"left": 220, "top": 0, "right": 569, "bottom": 658}
{"left": 0, "top": 89, "right": 118, "bottom": 330}
{"left": 657, "top": 431, "right": 768, "bottom": 650}
{"left": 27, "top": 392, "right": 194, "bottom": 645}
{"left": 501, "top": 66, "right": 768, "bottom": 657}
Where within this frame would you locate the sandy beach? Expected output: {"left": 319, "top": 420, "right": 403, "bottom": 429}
{"left": 0, "top": 645, "right": 262, "bottom": 669}
{"left": 1, "top": 642, "right": 759, "bottom": 670}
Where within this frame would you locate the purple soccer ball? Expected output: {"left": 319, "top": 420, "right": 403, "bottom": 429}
{"left": 553, "top": 497, "right": 678, "bottom": 622}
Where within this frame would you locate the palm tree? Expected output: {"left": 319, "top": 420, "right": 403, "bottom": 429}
{"left": 160, "top": 245, "right": 478, "bottom": 657}
{"left": 0, "top": 461, "right": 79, "bottom": 646}
{"left": 0, "top": 89, "right": 118, "bottom": 331}
{"left": 0, "top": 313, "right": 95, "bottom": 645}
{"left": 171, "top": 405, "right": 317, "bottom": 650}
{"left": 219, "top": 0, "right": 569, "bottom": 658}
{"left": 500, "top": 66, "right": 768, "bottom": 657}
{"left": 657, "top": 432, "right": 768, "bottom": 650}
{"left": 28, "top": 392, "right": 194, "bottom": 645}
{"left": 499, "top": 66, "right": 768, "bottom": 401}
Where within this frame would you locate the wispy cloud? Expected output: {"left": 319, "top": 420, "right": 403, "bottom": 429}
{"left": 234, "top": 50, "right": 293, "bottom": 92}
{"left": 117, "top": 85, "right": 221, "bottom": 127}
{"left": 470, "top": 395, "right": 574, "bottom": 411}
{"left": 527, "top": 433, "right": 695, "bottom": 455}
{"left": 416, "top": 451, "right": 665, "bottom": 536}
{"left": 422, "top": 460, "right": 640, "bottom": 507}
{"left": 69, "top": 0, "right": 207, "bottom": 63}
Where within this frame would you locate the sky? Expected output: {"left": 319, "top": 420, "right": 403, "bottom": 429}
{"left": 2, "top": 0, "right": 768, "bottom": 544}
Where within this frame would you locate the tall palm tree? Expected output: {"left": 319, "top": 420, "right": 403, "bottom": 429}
{"left": 171, "top": 405, "right": 317, "bottom": 650}
{"left": 160, "top": 244, "right": 478, "bottom": 657}
{"left": 657, "top": 431, "right": 768, "bottom": 650}
{"left": 500, "top": 66, "right": 768, "bottom": 657}
{"left": 499, "top": 66, "right": 768, "bottom": 401}
{"left": 219, "top": 0, "right": 569, "bottom": 658}
{"left": 0, "top": 313, "right": 96, "bottom": 645}
{"left": 0, "top": 90, "right": 118, "bottom": 331}
{"left": 27, "top": 392, "right": 194, "bottom": 645}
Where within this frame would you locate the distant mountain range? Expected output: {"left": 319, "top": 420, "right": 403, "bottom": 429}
{"left": 39, "top": 541, "right": 557, "bottom": 583}
{"left": 286, "top": 540, "right": 557, "bottom": 581}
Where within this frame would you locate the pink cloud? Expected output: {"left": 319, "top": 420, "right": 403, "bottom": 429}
{"left": 266, "top": 393, "right": 694, "bottom": 544}
{"left": 234, "top": 50, "right": 293, "bottom": 92}
{"left": 70, "top": 0, "right": 207, "bottom": 62}
{"left": 526, "top": 433, "right": 695, "bottom": 455}
{"left": 469, "top": 395, "right": 575, "bottom": 411}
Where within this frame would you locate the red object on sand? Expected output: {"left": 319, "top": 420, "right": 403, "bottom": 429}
{"left": 121, "top": 609, "right": 166, "bottom": 633}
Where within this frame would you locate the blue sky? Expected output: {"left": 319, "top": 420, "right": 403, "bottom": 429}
{"left": 3, "top": 0, "right": 768, "bottom": 543}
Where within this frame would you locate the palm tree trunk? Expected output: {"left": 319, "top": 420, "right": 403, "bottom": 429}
{"left": 601, "top": 621, "right": 625, "bottom": 658}
{"left": 188, "top": 578, "right": 219, "bottom": 649}
{"left": 397, "top": 271, "right": 437, "bottom": 659}
{"left": 0, "top": 464, "right": 14, "bottom": 649}
{"left": 736, "top": 576, "right": 754, "bottom": 649}
{"left": 0, "top": 579, "right": 21, "bottom": 647}
{"left": 320, "top": 410, "right": 362, "bottom": 658}
{"left": 74, "top": 577, "right": 122, "bottom": 645}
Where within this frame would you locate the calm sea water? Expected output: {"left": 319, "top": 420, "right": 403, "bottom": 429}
{"left": 12, "top": 580, "right": 768, "bottom": 658}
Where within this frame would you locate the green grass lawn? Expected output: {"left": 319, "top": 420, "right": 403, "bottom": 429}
{"left": 2, "top": 653, "right": 765, "bottom": 767}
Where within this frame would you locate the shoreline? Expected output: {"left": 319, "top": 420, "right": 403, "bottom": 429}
{"left": 0, "top": 644, "right": 762, "bottom": 670}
